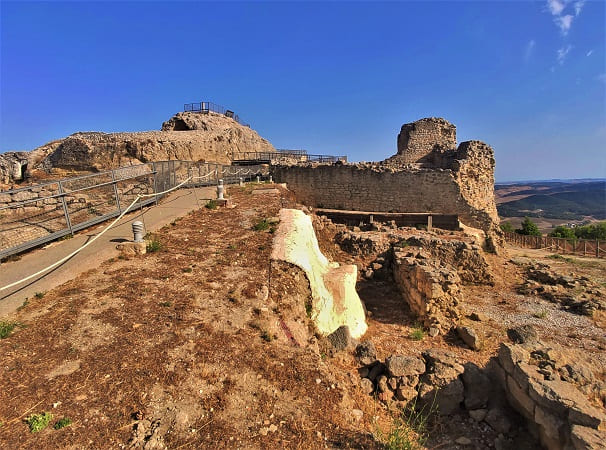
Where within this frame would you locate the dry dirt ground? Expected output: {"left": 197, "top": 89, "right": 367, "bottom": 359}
{"left": 1, "top": 185, "right": 605, "bottom": 449}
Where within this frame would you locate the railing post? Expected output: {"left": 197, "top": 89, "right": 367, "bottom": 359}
{"left": 111, "top": 169, "right": 122, "bottom": 213}
{"left": 583, "top": 240, "right": 586, "bottom": 256}
{"left": 58, "top": 180, "right": 74, "bottom": 236}
{"left": 597, "top": 239, "right": 600, "bottom": 258}
{"left": 151, "top": 162, "right": 159, "bottom": 205}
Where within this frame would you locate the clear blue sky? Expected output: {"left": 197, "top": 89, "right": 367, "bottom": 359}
{"left": 1, "top": 1, "right": 604, "bottom": 181}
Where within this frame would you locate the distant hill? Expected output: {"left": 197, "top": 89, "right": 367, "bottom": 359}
{"left": 495, "top": 180, "right": 606, "bottom": 220}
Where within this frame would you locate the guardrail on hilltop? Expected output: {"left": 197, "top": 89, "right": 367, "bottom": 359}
{"left": 233, "top": 151, "right": 347, "bottom": 165}
{"left": 0, "top": 161, "right": 267, "bottom": 260}
{"left": 183, "top": 101, "right": 250, "bottom": 127}
{"left": 503, "top": 231, "right": 603, "bottom": 258}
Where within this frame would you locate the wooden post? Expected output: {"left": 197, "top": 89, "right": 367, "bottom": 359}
{"left": 583, "top": 240, "right": 587, "bottom": 256}
{"left": 597, "top": 239, "right": 600, "bottom": 258}
{"left": 427, "top": 215, "right": 432, "bottom": 232}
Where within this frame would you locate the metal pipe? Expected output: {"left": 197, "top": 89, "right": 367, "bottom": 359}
{"left": 132, "top": 221, "right": 144, "bottom": 242}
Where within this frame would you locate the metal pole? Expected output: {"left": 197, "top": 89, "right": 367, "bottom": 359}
{"left": 58, "top": 180, "right": 74, "bottom": 236}
{"left": 111, "top": 169, "right": 122, "bottom": 213}
{"left": 152, "top": 162, "right": 159, "bottom": 205}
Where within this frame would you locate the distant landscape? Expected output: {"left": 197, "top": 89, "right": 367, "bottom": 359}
{"left": 495, "top": 179, "right": 606, "bottom": 231}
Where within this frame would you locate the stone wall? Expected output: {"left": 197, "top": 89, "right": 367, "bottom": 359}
{"left": 495, "top": 342, "right": 605, "bottom": 450}
{"left": 395, "top": 117, "right": 456, "bottom": 164}
{"left": 272, "top": 163, "right": 499, "bottom": 239}
{"left": 392, "top": 249, "right": 463, "bottom": 335}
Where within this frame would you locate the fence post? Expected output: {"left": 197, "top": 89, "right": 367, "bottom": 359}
{"left": 583, "top": 240, "right": 587, "bottom": 256}
{"left": 597, "top": 239, "right": 600, "bottom": 258}
{"left": 58, "top": 180, "right": 74, "bottom": 236}
{"left": 111, "top": 169, "right": 122, "bottom": 213}
{"left": 151, "top": 162, "right": 159, "bottom": 205}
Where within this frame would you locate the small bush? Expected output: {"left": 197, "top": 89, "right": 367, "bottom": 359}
{"left": 253, "top": 220, "right": 270, "bottom": 231}
{"left": 410, "top": 324, "right": 425, "bottom": 341}
{"left": 159, "top": 301, "right": 172, "bottom": 307}
{"left": 146, "top": 239, "right": 162, "bottom": 253}
{"left": 547, "top": 254, "right": 574, "bottom": 263}
{"left": 25, "top": 412, "right": 53, "bottom": 433}
{"left": 54, "top": 417, "right": 72, "bottom": 430}
{"left": 0, "top": 321, "right": 17, "bottom": 339}
{"left": 182, "top": 267, "right": 193, "bottom": 273}
{"left": 205, "top": 200, "right": 218, "bottom": 210}
{"left": 34, "top": 291, "right": 45, "bottom": 299}
{"left": 500, "top": 222, "right": 514, "bottom": 233}
{"left": 375, "top": 400, "right": 433, "bottom": 450}
{"left": 305, "top": 300, "right": 313, "bottom": 318}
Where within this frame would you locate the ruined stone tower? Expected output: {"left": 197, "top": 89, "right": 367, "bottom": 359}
{"left": 395, "top": 117, "right": 457, "bottom": 164}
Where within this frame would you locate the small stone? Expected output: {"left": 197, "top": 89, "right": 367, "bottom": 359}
{"left": 327, "top": 325, "right": 354, "bottom": 352}
{"left": 351, "top": 409, "right": 363, "bottom": 421}
{"left": 469, "top": 409, "right": 487, "bottom": 422}
{"left": 455, "top": 437, "right": 472, "bottom": 445}
{"left": 385, "top": 355, "right": 426, "bottom": 378}
{"left": 428, "top": 327, "right": 440, "bottom": 337}
{"left": 259, "top": 427, "right": 269, "bottom": 436}
{"left": 485, "top": 408, "right": 512, "bottom": 434}
{"left": 468, "top": 312, "right": 485, "bottom": 322}
{"left": 268, "top": 424, "right": 278, "bottom": 433}
{"left": 507, "top": 325, "right": 538, "bottom": 344}
{"left": 360, "top": 378, "right": 374, "bottom": 395}
{"left": 457, "top": 326, "right": 482, "bottom": 351}
{"left": 367, "top": 362, "right": 385, "bottom": 382}
{"left": 355, "top": 340, "right": 377, "bottom": 366}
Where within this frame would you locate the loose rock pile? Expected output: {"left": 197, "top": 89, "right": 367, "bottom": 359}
{"left": 518, "top": 262, "right": 606, "bottom": 316}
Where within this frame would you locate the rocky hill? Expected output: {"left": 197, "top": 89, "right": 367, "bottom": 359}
{"left": 8, "top": 111, "right": 274, "bottom": 178}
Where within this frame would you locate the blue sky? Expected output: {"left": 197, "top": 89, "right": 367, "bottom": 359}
{"left": 1, "top": 1, "right": 604, "bottom": 181}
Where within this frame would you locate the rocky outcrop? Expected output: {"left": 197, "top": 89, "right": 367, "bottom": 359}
{"left": 495, "top": 341, "right": 606, "bottom": 450}
{"left": 0, "top": 152, "right": 29, "bottom": 185}
{"left": 26, "top": 112, "right": 274, "bottom": 174}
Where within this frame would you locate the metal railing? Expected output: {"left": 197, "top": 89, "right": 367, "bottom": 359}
{"left": 0, "top": 161, "right": 268, "bottom": 260}
{"left": 183, "top": 101, "right": 250, "bottom": 127}
{"left": 233, "top": 151, "right": 347, "bottom": 165}
{"left": 503, "top": 231, "right": 604, "bottom": 258}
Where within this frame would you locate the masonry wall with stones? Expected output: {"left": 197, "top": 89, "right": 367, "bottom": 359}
{"left": 395, "top": 117, "right": 457, "bottom": 164}
{"left": 272, "top": 162, "right": 499, "bottom": 240}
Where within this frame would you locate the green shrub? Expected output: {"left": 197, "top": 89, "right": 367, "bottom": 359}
{"left": 25, "top": 412, "right": 53, "bottom": 433}
{"left": 253, "top": 219, "right": 270, "bottom": 231}
{"left": 410, "top": 324, "right": 425, "bottom": 341}
{"left": 34, "top": 291, "right": 45, "bottom": 299}
{"left": 500, "top": 222, "right": 514, "bottom": 233}
{"left": 549, "top": 226, "right": 577, "bottom": 240}
{"left": 375, "top": 400, "right": 433, "bottom": 450}
{"left": 205, "top": 199, "right": 218, "bottom": 210}
{"left": 146, "top": 239, "right": 162, "bottom": 252}
{"left": 516, "top": 217, "right": 542, "bottom": 236}
{"left": 54, "top": 417, "right": 72, "bottom": 430}
{"left": 0, "top": 321, "right": 17, "bottom": 339}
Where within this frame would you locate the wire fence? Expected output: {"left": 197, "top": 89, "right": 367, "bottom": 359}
{"left": 503, "top": 231, "right": 604, "bottom": 258}
{"left": 0, "top": 160, "right": 267, "bottom": 260}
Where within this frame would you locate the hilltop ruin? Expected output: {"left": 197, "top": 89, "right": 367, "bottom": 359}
{"left": 0, "top": 110, "right": 273, "bottom": 185}
{"left": 273, "top": 117, "right": 502, "bottom": 250}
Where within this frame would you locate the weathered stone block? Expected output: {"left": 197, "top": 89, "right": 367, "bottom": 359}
{"left": 506, "top": 375, "right": 535, "bottom": 420}
{"left": 498, "top": 343, "right": 530, "bottom": 375}
{"left": 570, "top": 424, "right": 606, "bottom": 450}
{"left": 535, "top": 405, "right": 565, "bottom": 441}
{"left": 385, "top": 355, "right": 426, "bottom": 378}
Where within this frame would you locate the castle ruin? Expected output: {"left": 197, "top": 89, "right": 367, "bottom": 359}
{"left": 273, "top": 117, "right": 502, "bottom": 249}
